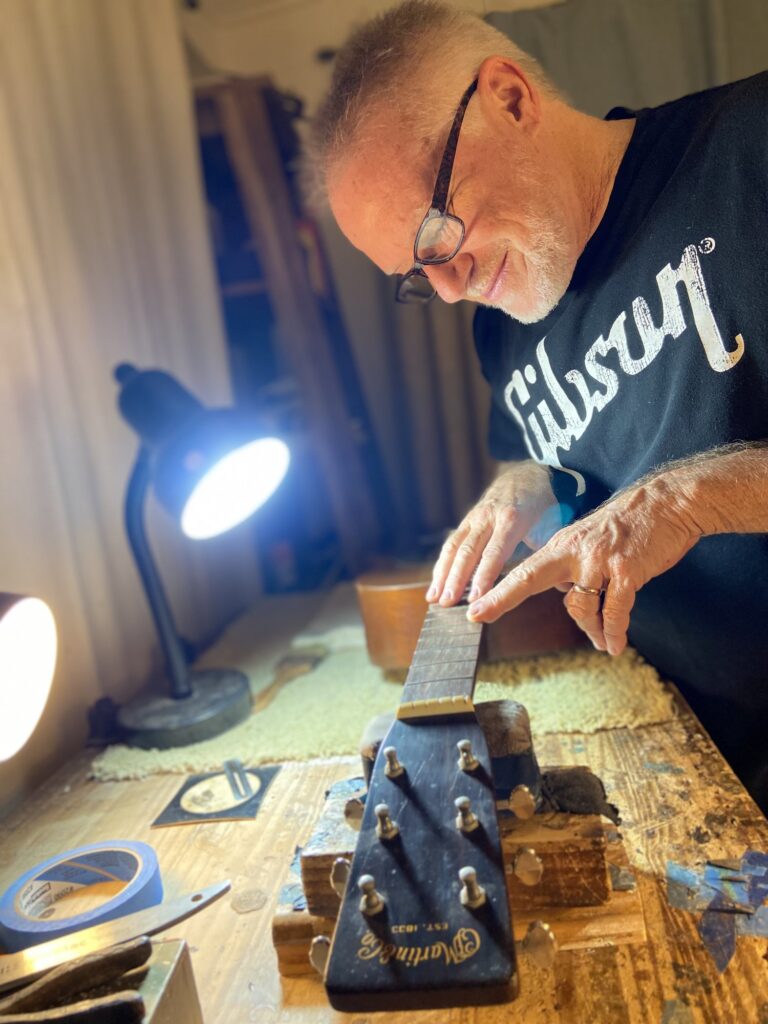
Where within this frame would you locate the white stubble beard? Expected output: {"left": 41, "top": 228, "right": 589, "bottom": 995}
{"left": 479, "top": 161, "right": 577, "bottom": 324}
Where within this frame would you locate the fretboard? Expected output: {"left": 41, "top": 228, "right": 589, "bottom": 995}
{"left": 396, "top": 601, "right": 482, "bottom": 720}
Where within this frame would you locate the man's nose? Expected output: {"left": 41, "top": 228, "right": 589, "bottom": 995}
{"left": 424, "top": 254, "right": 471, "bottom": 304}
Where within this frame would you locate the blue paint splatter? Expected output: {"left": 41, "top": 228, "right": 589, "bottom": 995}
{"left": 698, "top": 892, "right": 736, "bottom": 972}
{"left": 666, "top": 850, "right": 768, "bottom": 971}
{"left": 661, "top": 1000, "right": 695, "bottom": 1024}
{"left": 644, "top": 761, "right": 686, "bottom": 775}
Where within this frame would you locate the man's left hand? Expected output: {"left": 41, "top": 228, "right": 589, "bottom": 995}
{"left": 466, "top": 473, "right": 703, "bottom": 655}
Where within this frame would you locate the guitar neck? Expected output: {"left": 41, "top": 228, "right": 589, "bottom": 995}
{"left": 398, "top": 601, "right": 483, "bottom": 720}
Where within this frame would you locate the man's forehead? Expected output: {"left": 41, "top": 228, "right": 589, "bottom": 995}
{"left": 328, "top": 143, "right": 424, "bottom": 273}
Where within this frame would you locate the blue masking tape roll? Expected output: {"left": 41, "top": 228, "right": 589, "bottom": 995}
{"left": 0, "top": 840, "right": 163, "bottom": 952}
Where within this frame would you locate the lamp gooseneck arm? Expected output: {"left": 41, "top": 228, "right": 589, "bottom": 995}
{"left": 125, "top": 446, "right": 192, "bottom": 700}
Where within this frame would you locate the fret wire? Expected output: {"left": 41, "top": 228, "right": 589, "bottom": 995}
{"left": 406, "top": 660, "right": 478, "bottom": 684}
{"left": 401, "top": 679, "right": 475, "bottom": 700}
{"left": 415, "top": 638, "right": 481, "bottom": 655}
{"left": 419, "top": 622, "right": 480, "bottom": 637}
{"left": 412, "top": 651, "right": 479, "bottom": 667}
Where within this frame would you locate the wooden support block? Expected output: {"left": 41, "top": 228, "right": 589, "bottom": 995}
{"left": 277, "top": 828, "right": 644, "bottom": 978}
{"left": 301, "top": 777, "right": 611, "bottom": 916}
{"left": 272, "top": 911, "right": 337, "bottom": 978}
{"left": 300, "top": 778, "right": 362, "bottom": 918}
{"left": 501, "top": 812, "right": 610, "bottom": 908}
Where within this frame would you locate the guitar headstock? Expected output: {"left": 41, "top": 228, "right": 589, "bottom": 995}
{"left": 323, "top": 714, "right": 517, "bottom": 1012}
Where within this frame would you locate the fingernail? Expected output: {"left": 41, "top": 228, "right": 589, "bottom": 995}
{"left": 469, "top": 585, "right": 480, "bottom": 600}
{"left": 426, "top": 586, "right": 437, "bottom": 601}
{"left": 440, "top": 588, "right": 454, "bottom": 605}
{"left": 468, "top": 600, "right": 485, "bottom": 617}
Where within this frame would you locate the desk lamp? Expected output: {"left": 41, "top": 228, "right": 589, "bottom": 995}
{"left": 114, "top": 363, "right": 290, "bottom": 749}
{"left": 0, "top": 594, "right": 58, "bottom": 762}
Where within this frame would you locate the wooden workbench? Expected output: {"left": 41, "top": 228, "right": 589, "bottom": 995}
{"left": 0, "top": 689, "right": 766, "bottom": 1022}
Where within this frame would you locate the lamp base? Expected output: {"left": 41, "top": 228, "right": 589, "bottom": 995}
{"left": 117, "top": 669, "right": 252, "bottom": 749}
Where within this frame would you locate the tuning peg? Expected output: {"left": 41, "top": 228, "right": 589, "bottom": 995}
{"left": 384, "top": 745, "right": 405, "bottom": 778}
{"left": 513, "top": 847, "right": 544, "bottom": 887}
{"left": 375, "top": 803, "right": 400, "bottom": 840}
{"left": 509, "top": 784, "right": 537, "bottom": 820}
{"left": 454, "top": 796, "right": 479, "bottom": 833}
{"left": 457, "top": 738, "right": 480, "bottom": 772}
{"left": 521, "top": 920, "right": 558, "bottom": 968}
{"left": 330, "top": 856, "right": 351, "bottom": 897}
{"left": 358, "top": 874, "right": 385, "bottom": 916}
{"left": 309, "top": 934, "right": 331, "bottom": 975}
{"left": 459, "top": 866, "right": 486, "bottom": 909}
{"left": 344, "top": 795, "right": 365, "bottom": 831}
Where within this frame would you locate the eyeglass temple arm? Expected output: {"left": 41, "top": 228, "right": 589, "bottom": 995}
{"left": 429, "top": 78, "right": 478, "bottom": 211}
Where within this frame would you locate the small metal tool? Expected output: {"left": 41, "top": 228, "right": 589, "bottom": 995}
{"left": 223, "top": 758, "right": 253, "bottom": 799}
{"left": 0, "top": 881, "right": 230, "bottom": 994}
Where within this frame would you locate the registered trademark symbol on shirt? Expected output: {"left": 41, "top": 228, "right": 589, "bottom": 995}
{"left": 698, "top": 237, "right": 716, "bottom": 254}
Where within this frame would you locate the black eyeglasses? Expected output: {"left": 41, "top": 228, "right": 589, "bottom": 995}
{"left": 396, "top": 78, "right": 478, "bottom": 304}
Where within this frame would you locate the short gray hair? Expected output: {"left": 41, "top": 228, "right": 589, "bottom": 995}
{"left": 304, "top": 0, "right": 557, "bottom": 209}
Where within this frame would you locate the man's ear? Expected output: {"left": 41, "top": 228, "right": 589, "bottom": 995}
{"left": 476, "top": 55, "right": 542, "bottom": 130}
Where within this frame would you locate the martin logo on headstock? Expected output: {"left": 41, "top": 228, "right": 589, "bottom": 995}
{"left": 320, "top": 599, "right": 518, "bottom": 1012}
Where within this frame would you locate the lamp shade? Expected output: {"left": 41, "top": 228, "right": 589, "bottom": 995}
{"left": 0, "top": 594, "right": 57, "bottom": 762}
{"left": 115, "top": 364, "right": 289, "bottom": 538}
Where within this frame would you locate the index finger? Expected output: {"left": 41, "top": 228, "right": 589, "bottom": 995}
{"left": 466, "top": 550, "right": 571, "bottom": 623}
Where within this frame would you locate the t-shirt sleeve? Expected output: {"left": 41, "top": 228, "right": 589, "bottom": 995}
{"left": 473, "top": 305, "right": 529, "bottom": 461}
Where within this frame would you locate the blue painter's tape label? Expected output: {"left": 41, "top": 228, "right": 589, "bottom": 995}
{"left": 0, "top": 842, "right": 162, "bottom": 953}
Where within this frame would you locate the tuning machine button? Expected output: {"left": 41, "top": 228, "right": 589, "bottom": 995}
{"left": 309, "top": 934, "right": 331, "bottom": 975}
{"left": 375, "top": 803, "right": 400, "bottom": 841}
{"left": 457, "top": 738, "right": 480, "bottom": 772}
{"left": 513, "top": 847, "right": 544, "bottom": 887}
{"left": 454, "top": 796, "right": 479, "bottom": 833}
{"left": 383, "top": 745, "right": 405, "bottom": 779}
{"left": 358, "top": 874, "right": 385, "bottom": 916}
{"left": 459, "top": 866, "right": 486, "bottom": 909}
{"left": 509, "top": 784, "right": 537, "bottom": 820}
{"left": 330, "top": 856, "right": 351, "bottom": 897}
{"left": 521, "top": 920, "right": 558, "bottom": 968}
{"left": 344, "top": 795, "right": 365, "bottom": 831}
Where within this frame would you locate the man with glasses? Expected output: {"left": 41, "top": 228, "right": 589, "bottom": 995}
{"left": 308, "top": 1, "right": 768, "bottom": 810}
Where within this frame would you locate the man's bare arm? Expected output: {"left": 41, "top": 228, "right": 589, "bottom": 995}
{"left": 466, "top": 442, "right": 768, "bottom": 655}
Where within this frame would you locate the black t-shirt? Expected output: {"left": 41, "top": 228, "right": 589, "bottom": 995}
{"left": 474, "top": 72, "right": 768, "bottom": 722}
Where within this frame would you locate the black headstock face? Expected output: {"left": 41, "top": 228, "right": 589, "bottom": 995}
{"left": 324, "top": 714, "right": 517, "bottom": 1012}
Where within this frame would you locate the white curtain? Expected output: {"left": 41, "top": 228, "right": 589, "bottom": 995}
{"left": 0, "top": 0, "right": 260, "bottom": 812}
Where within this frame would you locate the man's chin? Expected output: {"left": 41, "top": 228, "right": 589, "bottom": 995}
{"left": 493, "top": 270, "right": 571, "bottom": 323}
{"left": 487, "top": 292, "right": 560, "bottom": 324}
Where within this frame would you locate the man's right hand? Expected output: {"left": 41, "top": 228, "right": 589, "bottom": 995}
{"left": 426, "top": 460, "right": 559, "bottom": 606}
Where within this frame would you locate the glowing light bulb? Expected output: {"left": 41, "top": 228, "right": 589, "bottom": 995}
{"left": 180, "top": 438, "right": 290, "bottom": 540}
{"left": 0, "top": 598, "right": 57, "bottom": 761}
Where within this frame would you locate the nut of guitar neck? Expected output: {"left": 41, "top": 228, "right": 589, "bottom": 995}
{"left": 454, "top": 795, "right": 479, "bottom": 833}
{"left": 459, "top": 866, "right": 486, "bottom": 909}
{"left": 375, "top": 803, "right": 400, "bottom": 840}
{"left": 358, "top": 874, "right": 385, "bottom": 916}
{"left": 457, "top": 738, "right": 480, "bottom": 772}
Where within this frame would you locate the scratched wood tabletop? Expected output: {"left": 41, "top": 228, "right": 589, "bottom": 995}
{"left": 0, "top": 689, "right": 766, "bottom": 1024}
